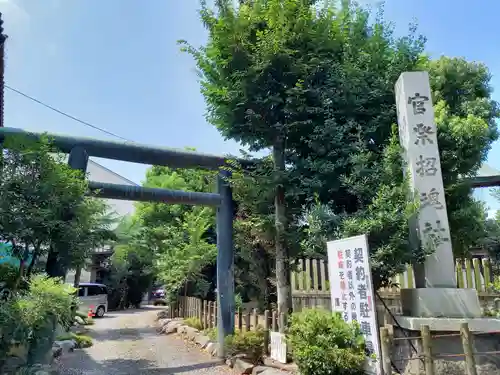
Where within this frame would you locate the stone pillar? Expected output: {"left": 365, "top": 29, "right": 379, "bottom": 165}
{"left": 395, "top": 72, "right": 481, "bottom": 318}
{"left": 395, "top": 71, "right": 456, "bottom": 288}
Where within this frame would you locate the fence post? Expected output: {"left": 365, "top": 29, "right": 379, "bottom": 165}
{"left": 279, "top": 313, "right": 286, "bottom": 333}
{"left": 421, "top": 325, "right": 435, "bottom": 375}
{"left": 201, "top": 300, "right": 206, "bottom": 328}
{"left": 380, "top": 327, "right": 392, "bottom": 375}
{"left": 244, "top": 312, "right": 251, "bottom": 332}
{"left": 264, "top": 310, "right": 270, "bottom": 355}
{"left": 252, "top": 308, "right": 258, "bottom": 330}
{"left": 237, "top": 308, "right": 243, "bottom": 331}
{"left": 460, "top": 323, "right": 477, "bottom": 375}
{"left": 214, "top": 301, "right": 219, "bottom": 327}
{"left": 208, "top": 302, "right": 214, "bottom": 328}
{"left": 272, "top": 310, "right": 277, "bottom": 332}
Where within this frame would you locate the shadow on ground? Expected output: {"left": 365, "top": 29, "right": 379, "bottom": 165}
{"left": 89, "top": 326, "right": 158, "bottom": 342}
{"left": 56, "top": 348, "right": 223, "bottom": 375}
{"left": 106, "top": 306, "right": 167, "bottom": 316}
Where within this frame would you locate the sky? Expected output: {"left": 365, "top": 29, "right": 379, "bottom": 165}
{"left": 0, "top": 0, "right": 499, "bottom": 213}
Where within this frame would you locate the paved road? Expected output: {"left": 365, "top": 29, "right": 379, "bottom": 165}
{"left": 56, "top": 306, "right": 234, "bottom": 375}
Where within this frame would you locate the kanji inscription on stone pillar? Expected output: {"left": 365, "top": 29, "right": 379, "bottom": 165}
{"left": 395, "top": 71, "right": 456, "bottom": 288}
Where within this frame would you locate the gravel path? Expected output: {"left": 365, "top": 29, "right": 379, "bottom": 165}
{"left": 55, "top": 306, "right": 235, "bottom": 375}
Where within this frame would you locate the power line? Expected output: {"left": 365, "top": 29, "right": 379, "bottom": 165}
{"left": 5, "top": 84, "right": 133, "bottom": 142}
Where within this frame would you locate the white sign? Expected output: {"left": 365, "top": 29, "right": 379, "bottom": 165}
{"left": 270, "top": 332, "right": 287, "bottom": 364}
{"left": 327, "top": 234, "right": 381, "bottom": 375}
{"left": 395, "top": 71, "right": 456, "bottom": 288}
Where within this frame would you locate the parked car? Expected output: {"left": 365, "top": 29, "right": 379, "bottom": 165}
{"left": 152, "top": 287, "right": 165, "bottom": 299}
{"left": 77, "top": 282, "right": 109, "bottom": 318}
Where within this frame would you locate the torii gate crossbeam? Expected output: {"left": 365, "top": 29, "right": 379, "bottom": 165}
{"left": 0, "top": 127, "right": 235, "bottom": 358}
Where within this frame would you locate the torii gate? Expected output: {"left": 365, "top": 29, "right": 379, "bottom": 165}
{"left": 0, "top": 126, "right": 241, "bottom": 358}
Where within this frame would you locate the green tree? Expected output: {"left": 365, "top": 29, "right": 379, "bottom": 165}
{"left": 133, "top": 164, "right": 217, "bottom": 300}
{"left": 302, "top": 56, "right": 498, "bottom": 287}
{"left": 183, "top": 0, "right": 425, "bottom": 311}
{"left": 0, "top": 135, "right": 87, "bottom": 288}
{"left": 66, "top": 198, "right": 117, "bottom": 287}
{"left": 186, "top": 0, "right": 498, "bottom": 294}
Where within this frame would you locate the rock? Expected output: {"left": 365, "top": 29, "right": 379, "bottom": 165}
{"left": 234, "top": 358, "right": 254, "bottom": 374}
{"left": 205, "top": 342, "right": 217, "bottom": 355}
{"left": 226, "top": 358, "right": 233, "bottom": 367}
{"left": 184, "top": 326, "right": 199, "bottom": 340}
{"left": 54, "top": 339, "right": 77, "bottom": 353}
{"left": 75, "top": 316, "right": 86, "bottom": 325}
{"left": 2, "top": 356, "right": 26, "bottom": 373}
{"left": 260, "top": 369, "right": 288, "bottom": 375}
{"left": 195, "top": 335, "right": 211, "bottom": 348}
{"left": 52, "top": 345, "right": 63, "bottom": 358}
{"left": 263, "top": 357, "right": 298, "bottom": 372}
{"left": 210, "top": 343, "right": 219, "bottom": 356}
{"left": 161, "top": 324, "right": 178, "bottom": 335}
{"left": 252, "top": 366, "right": 269, "bottom": 375}
{"left": 30, "top": 363, "right": 58, "bottom": 375}
{"left": 177, "top": 325, "right": 188, "bottom": 335}
{"left": 158, "top": 318, "right": 171, "bottom": 327}
{"left": 157, "top": 310, "right": 170, "bottom": 320}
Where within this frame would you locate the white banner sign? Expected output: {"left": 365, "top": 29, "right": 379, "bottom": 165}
{"left": 327, "top": 234, "right": 381, "bottom": 375}
{"left": 270, "top": 331, "right": 287, "bottom": 364}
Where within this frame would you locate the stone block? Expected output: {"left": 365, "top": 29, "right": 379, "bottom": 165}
{"left": 52, "top": 345, "right": 63, "bottom": 358}
{"left": 161, "top": 324, "right": 178, "bottom": 335}
{"left": 234, "top": 358, "right": 254, "bottom": 374}
{"left": 391, "top": 319, "right": 500, "bottom": 374}
{"left": 54, "top": 340, "right": 76, "bottom": 353}
{"left": 259, "top": 370, "right": 286, "bottom": 375}
{"left": 400, "top": 288, "right": 481, "bottom": 318}
{"left": 195, "top": 335, "right": 211, "bottom": 348}
{"left": 205, "top": 342, "right": 215, "bottom": 352}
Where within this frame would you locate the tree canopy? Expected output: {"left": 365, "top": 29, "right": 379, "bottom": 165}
{"left": 182, "top": 0, "right": 499, "bottom": 294}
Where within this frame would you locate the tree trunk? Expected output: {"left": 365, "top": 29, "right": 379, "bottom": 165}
{"left": 26, "top": 245, "right": 42, "bottom": 277}
{"left": 14, "top": 260, "right": 25, "bottom": 292}
{"left": 273, "top": 135, "right": 292, "bottom": 315}
{"left": 45, "top": 245, "right": 66, "bottom": 279}
{"left": 73, "top": 266, "right": 82, "bottom": 287}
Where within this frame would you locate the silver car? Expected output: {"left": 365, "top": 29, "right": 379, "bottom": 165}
{"left": 77, "top": 282, "right": 108, "bottom": 318}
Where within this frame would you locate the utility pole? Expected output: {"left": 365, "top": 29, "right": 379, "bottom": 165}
{"left": 0, "top": 13, "right": 7, "bottom": 128}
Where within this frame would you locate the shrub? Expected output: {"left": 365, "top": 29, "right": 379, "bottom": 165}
{"left": 75, "top": 310, "right": 88, "bottom": 320}
{"left": 204, "top": 327, "right": 217, "bottom": 340}
{"left": 235, "top": 293, "right": 243, "bottom": 311}
{"left": 72, "top": 334, "right": 93, "bottom": 348}
{"left": 225, "top": 329, "right": 265, "bottom": 364}
{"left": 288, "top": 309, "right": 366, "bottom": 375}
{"left": 184, "top": 317, "right": 203, "bottom": 330}
{"left": 0, "top": 275, "right": 76, "bottom": 370}
{"left": 56, "top": 332, "right": 93, "bottom": 348}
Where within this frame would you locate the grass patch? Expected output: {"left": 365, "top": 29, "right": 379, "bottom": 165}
{"left": 184, "top": 317, "right": 203, "bottom": 330}
{"left": 56, "top": 332, "right": 93, "bottom": 348}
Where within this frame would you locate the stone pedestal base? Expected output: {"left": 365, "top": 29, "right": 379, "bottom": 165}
{"left": 389, "top": 317, "right": 500, "bottom": 375}
{"left": 400, "top": 288, "right": 482, "bottom": 318}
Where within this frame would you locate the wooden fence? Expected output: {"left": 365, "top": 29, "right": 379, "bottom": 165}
{"left": 166, "top": 296, "right": 288, "bottom": 332}
{"left": 291, "top": 258, "right": 500, "bottom": 318}
{"left": 165, "top": 296, "right": 288, "bottom": 356}
{"left": 381, "top": 322, "right": 500, "bottom": 375}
